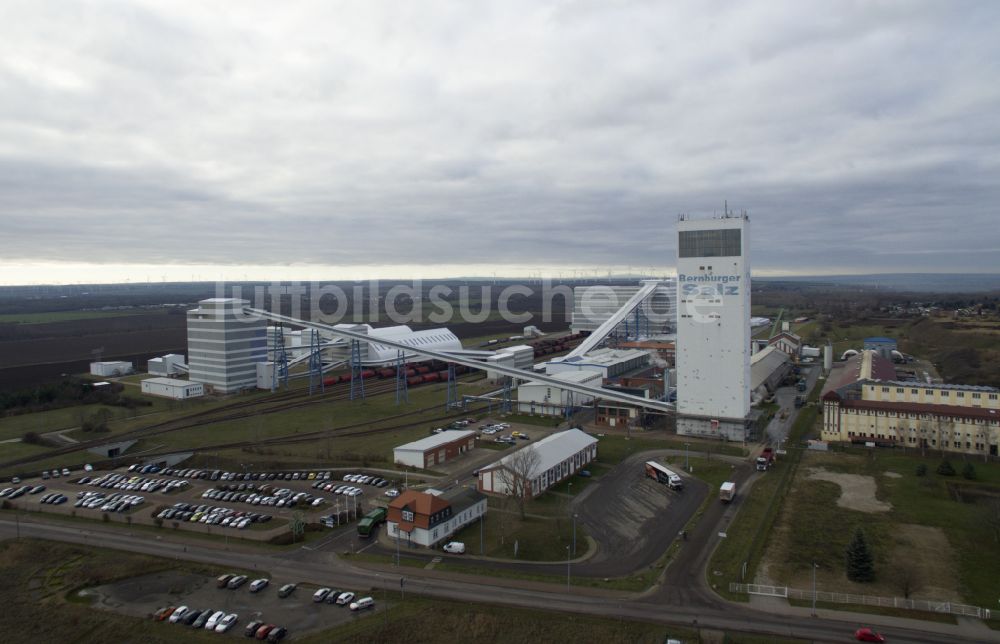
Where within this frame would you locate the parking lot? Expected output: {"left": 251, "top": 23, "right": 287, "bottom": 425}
{"left": 82, "top": 569, "right": 385, "bottom": 640}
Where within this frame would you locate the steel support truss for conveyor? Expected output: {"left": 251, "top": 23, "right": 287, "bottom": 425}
{"left": 245, "top": 308, "right": 675, "bottom": 415}
{"left": 563, "top": 279, "right": 663, "bottom": 359}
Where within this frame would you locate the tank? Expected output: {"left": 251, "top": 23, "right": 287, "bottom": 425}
{"left": 377, "top": 368, "right": 395, "bottom": 379}
{"left": 407, "top": 376, "right": 423, "bottom": 386}
{"left": 322, "top": 377, "right": 337, "bottom": 387}
{"left": 422, "top": 373, "right": 440, "bottom": 383}
{"left": 406, "top": 369, "right": 417, "bottom": 377}
{"left": 360, "top": 369, "right": 376, "bottom": 379}
{"left": 823, "top": 343, "right": 833, "bottom": 372}
{"left": 416, "top": 366, "right": 431, "bottom": 375}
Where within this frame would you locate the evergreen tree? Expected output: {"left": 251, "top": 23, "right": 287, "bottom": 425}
{"left": 937, "top": 460, "right": 956, "bottom": 476}
{"left": 962, "top": 462, "right": 977, "bottom": 480}
{"left": 846, "top": 527, "right": 875, "bottom": 583}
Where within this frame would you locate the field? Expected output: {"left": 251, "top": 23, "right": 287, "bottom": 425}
{"left": 0, "top": 310, "right": 148, "bottom": 324}
{"left": 0, "top": 539, "right": 228, "bottom": 642}
{"left": 0, "top": 538, "right": 807, "bottom": 644}
{"left": 759, "top": 448, "right": 1000, "bottom": 609}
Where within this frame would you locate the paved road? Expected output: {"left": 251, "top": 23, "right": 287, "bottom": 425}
{"left": 2, "top": 517, "right": 996, "bottom": 643}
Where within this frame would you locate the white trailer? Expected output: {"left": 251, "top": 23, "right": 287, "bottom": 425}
{"left": 719, "top": 481, "right": 736, "bottom": 502}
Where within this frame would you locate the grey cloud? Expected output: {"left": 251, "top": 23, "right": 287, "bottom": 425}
{"left": 0, "top": 1, "right": 998, "bottom": 277}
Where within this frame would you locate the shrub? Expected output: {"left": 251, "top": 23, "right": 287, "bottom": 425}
{"left": 915, "top": 463, "right": 928, "bottom": 477}
{"left": 962, "top": 463, "right": 977, "bottom": 480}
{"left": 936, "top": 460, "right": 956, "bottom": 476}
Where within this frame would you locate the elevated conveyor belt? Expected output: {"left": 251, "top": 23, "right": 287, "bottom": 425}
{"left": 246, "top": 308, "right": 675, "bottom": 414}
{"left": 564, "top": 280, "right": 662, "bottom": 359}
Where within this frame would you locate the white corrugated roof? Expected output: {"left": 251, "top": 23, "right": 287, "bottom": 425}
{"left": 394, "top": 429, "right": 477, "bottom": 453}
{"left": 490, "top": 428, "right": 597, "bottom": 479}
{"left": 142, "top": 377, "right": 198, "bottom": 387}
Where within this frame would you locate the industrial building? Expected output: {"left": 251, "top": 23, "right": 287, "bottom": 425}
{"left": 140, "top": 377, "right": 204, "bottom": 400}
{"left": 325, "top": 323, "right": 462, "bottom": 366}
{"left": 675, "top": 213, "right": 752, "bottom": 440}
{"left": 393, "top": 430, "right": 477, "bottom": 469}
{"left": 863, "top": 336, "right": 898, "bottom": 358}
{"left": 147, "top": 354, "right": 186, "bottom": 376}
{"left": 89, "top": 361, "right": 133, "bottom": 377}
{"left": 485, "top": 345, "right": 535, "bottom": 383}
{"left": 477, "top": 428, "right": 598, "bottom": 498}
{"left": 750, "top": 346, "right": 792, "bottom": 403}
{"left": 768, "top": 331, "right": 802, "bottom": 358}
{"left": 517, "top": 370, "right": 602, "bottom": 416}
{"left": 186, "top": 298, "right": 267, "bottom": 393}
{"left": 822, "top": 379, "right": 1000, "bottom": 456}
{"left": 546, "top": 347, "right": 650, "bottom": 379}
{"left": 386, "top": 487, "right": 487, "bottom": 548}
{"left": 570, "top": 282, "right": 677, "bottom": 339}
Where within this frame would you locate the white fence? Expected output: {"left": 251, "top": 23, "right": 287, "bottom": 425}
{"left": 729, "top": 583, "right": 991, "bottom": 619}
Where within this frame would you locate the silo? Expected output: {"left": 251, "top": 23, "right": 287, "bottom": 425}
{"left": 823, "top": 342, "right": 833, "bottom": 372}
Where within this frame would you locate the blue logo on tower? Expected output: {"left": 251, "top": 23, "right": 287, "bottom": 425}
{"left": 679, "top": 274, "right": 741, "bottom": 297}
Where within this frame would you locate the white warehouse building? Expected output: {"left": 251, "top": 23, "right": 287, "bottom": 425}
{"left": 517, "top": 370, "right": 602, "bottom": 416}
{"left": 325, "top": 324, "right": 462, "bottom": 367}
{"left": 477, "top": 428, "right": 598, "bottom": 498}
{"left": 90, "top": 361, "right": 134, "bottom": 377}
{"left": 546, "top": 348, "right": 650, "bottom": 379}
{"left": 147, "top": 354, "right": 186, "bottom": 376}
{"left": 140, "top": 377, "right": 204, "bottom": 400}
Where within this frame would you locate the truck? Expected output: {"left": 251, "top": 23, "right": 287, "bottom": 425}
{"left": 756, "top": 447, "right": 775, "bottom": 471}
{"left": 356, "top": 507, "right": 387, "bottom": 537}
{"left": 719, "top": 481, "right": 736, "bottom": 503}
{"left": 794, "top": 395, "right": 804, "bottom": 408}
{"left": 644, "top": 461, "right": 683, "bottom": 490}
{"left": 796, "top": 378, "right": 807, "bottom": 392}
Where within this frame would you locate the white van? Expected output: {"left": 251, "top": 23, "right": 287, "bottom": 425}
{"left": 350, "top": 596, "right": 375, "bottom": 611}
{"left": 443, "top": 541, "right": 465, "bottom": 554}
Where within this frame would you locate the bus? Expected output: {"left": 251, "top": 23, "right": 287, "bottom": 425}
{"left": 644, "top": 461, "right": 683, "bottom": 490}
{"left": 356, "top": 507, "right": 387, "bottom": 537}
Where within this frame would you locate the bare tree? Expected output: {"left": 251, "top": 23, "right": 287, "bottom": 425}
{"left": 496, "top": 447, "right": 541, "bottom": 520}
{"left": 888, "top": 563, "right": 922, "bottom": 599}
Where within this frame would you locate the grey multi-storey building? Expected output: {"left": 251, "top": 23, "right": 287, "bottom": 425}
{"left": 187, "top": 298, "right": 266, "bottom": 393}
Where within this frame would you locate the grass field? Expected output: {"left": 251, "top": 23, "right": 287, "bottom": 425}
{"left": 0, "top": 538, "right": 798, "bottom": 644}
{"left": 0, "top": 538, "right": 232, "bottom": 642}
{"left": 0, "top": 310, "right": 148, "bottom": 324}
{"left": 760, "top": 448, "right": 1000, "bottom": 609}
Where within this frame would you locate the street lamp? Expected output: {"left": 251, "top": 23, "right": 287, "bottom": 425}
{"left": 684, "top": 443, "right": 690, "bottom": 471}
{"left": 566, "top": 545, "right": 571, "bottom": 588}
{"left": 811, "top": 562, "right": 819, "bottom": 616}
{"left": 572, "top": 513, "right": 578, "bottom": 556}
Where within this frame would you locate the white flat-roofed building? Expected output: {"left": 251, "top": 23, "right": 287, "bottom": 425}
{"left": 478, "top": 428, "right": 598, "bottom": 498}
{"left": 187, "top": 298, "right": 267, "bottom": 394}
{"left": 147, "top": 354, "right": 186, "bottom": 376}
{"left": 89, "top": 361, "right": 133, "bottom": 377}
{"left": 546, "top": 348, "right": 650, "bottom": 379}
{"left": 517, "top": 370, "right": 602, "bottom": 416}
{"left": 140, "top": 377, "right": 204, "bottom": 400}
{"left": 393, "top": 430, "right": 477, "bottom": 469}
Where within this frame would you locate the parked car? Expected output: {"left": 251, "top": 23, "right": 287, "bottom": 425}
{"left": 384, "top": 489, "right": 400, "bottom": 498}
{"left": 335, "top": 591, "right": 355, "bottom": 605}
{"left": 854, "top": 627, "right": 886, "bottom": 643}
{"left": 192, "top": 609, "right": 213, "bottom": 629}
{"left": 153, "top": 606, "right": 175, "bottom": 621}
{"left": 443, "top": 541, "right": 466, "bottom": 554}
{"left": 324, "top": 589, "right": 342, "bottom": 604}
{"left": 182, "top": 609, "right": 204, "bottom": 626}
{"left": 255, "top": 624, "right": 276, "bottom": 640}
{"left": 216, "top": 574, "right": 234, "bottom": 588}
{"left": 313, "top": 587, "right": 331, "bottom": 602}
{"left": 249, "top": 578, "right": 269, "bottom": 593}
{"left": 204, "top": 610, "right": 226, "bottom": 630}
{"left": 215, "top": 613, "right": 239, "bottom": 633}
{"left": 168, "top": 605, "right": 189, "bottom": 623}
{"left": 266, "top": 626, "right": 287, "bottom": 642}
{"left": 245, "top": 620, "right": 264, "bottom": 637}
{"left": 227, "top": 575, "right": 248, "bottom": 589}
{"left": 350, "top": 597, "right": 375, "bottom": 611}
{"left": 277, "top": 583, "right": 296, "bottom": 598}
{"left": 578, "top": 470, "right": 592, "bottom": 478}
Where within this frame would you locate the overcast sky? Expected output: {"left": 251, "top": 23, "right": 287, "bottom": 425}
{"left": 1, "top": 1, "right": 998, "bottom": 284}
